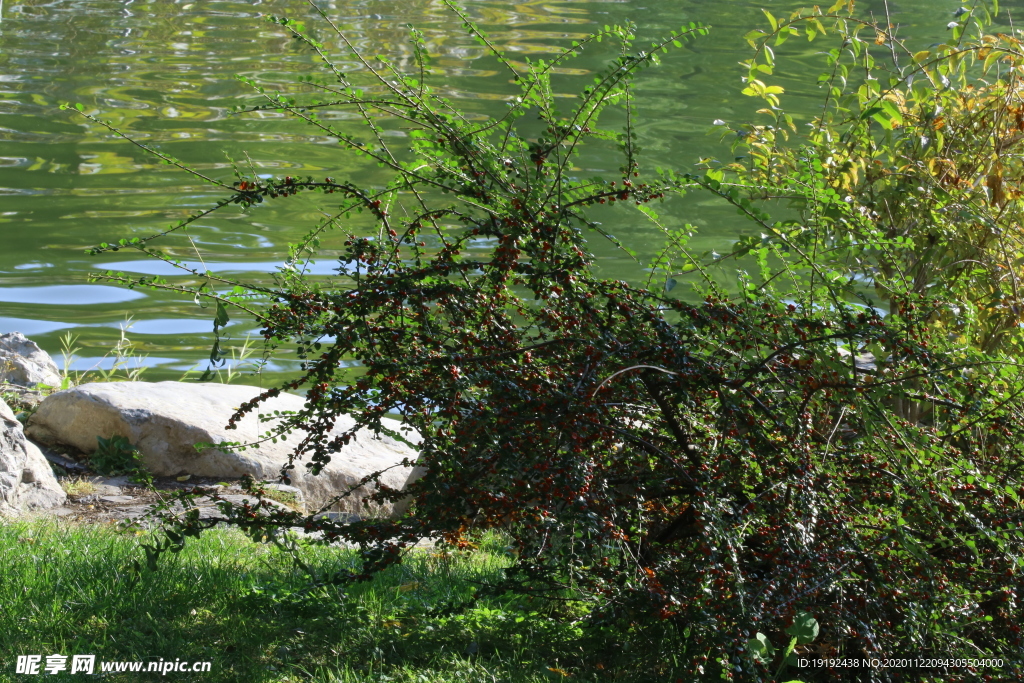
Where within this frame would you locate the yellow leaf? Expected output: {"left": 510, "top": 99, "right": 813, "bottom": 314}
{"left": 984, "top": 49, "right": 1001, "bottom": 72}
{"left": 741, "top": 79, "right": 767, "bottom": 98}
{"left": 875, "top": 31, "right": 886, "bottom": 45}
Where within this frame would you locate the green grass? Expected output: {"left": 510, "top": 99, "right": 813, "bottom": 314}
{"left": 0, "top": 520, "right": 659, "bottom": 682}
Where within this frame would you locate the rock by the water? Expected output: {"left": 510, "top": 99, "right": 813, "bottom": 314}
{"left": 0, "top": 398, "right": 66, "bottom": 516}
{"left": 0, "top": 332, "right": 62, "bottom": 388}
{"left": 27, "top": 381, "right": 419, "bottom": 516}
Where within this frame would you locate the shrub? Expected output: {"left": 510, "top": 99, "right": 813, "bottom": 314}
{"left": 720, "top": 0, "right": 1024, "bottom": 356}
{"left": 72, "top": 3, "right": 1023, "bottom": 680}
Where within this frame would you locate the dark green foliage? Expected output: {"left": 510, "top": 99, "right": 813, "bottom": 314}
{"left": 91, "top": 435, "right": 152, "bottom": 486}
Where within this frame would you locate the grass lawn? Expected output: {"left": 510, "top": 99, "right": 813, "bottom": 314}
{"left": 0, "top": 520, "right": 669, "bottom": 682}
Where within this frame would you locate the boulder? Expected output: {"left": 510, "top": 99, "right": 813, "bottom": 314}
{"left": 0, "top": 398, "right": 66, "bottom": 516}
{"left": 27, "top": 381, "right": 420, "bottom": 517}
{"left": 0, "top": 332, "right": 62, "bottom": 388}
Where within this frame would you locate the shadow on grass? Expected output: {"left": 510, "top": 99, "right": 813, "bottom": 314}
{"left": 0, "top": 520, "right": 666, "bottom": 683}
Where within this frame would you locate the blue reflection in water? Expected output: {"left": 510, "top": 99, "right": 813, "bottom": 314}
{"left": 107, "top": 318, "right": 222, "bottom": 335}
{"left": 0, "top": 285, "right": 145, "bottom": 305}
{"left": 0, "top": 317, "right": 237, "bottom": 336}
{"left": 0, "top": 317, "right": 76, "bottom": 336}
{"left": 99, "top": 259, "right": 351, "bottom": 277}
{"left": 62, "top": 356, "right": 179, "bottom": 372}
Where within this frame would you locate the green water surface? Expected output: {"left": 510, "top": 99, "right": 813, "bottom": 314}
{"left": 0, "top": 0, "right": 1013, "bottom": 380}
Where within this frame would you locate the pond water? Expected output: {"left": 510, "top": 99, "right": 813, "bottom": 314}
{"left": 0, "top": 0, "right": 1017, "bottom": 381}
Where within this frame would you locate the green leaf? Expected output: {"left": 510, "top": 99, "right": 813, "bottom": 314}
{"left": 871, "top": 110, "right": 894, "bottom": 130}
{"left": 762, "top": 9, "right": 779, "bottom": 32}
{"left": 785, "top": 612, "right": 819, "bottom": 644}
{"left": 214, "top": 301, "right": 230, "bottom": 332}
{"left": 665, "top": 278, "right": 678, "bottom": 292}
{"left": 808, "top": 17, "right": 826, "bottom": 39}
{"left": 748, "top": 632, "right": 776, "bottom": 665}
{"left": 880, "top": 99, "right": 903, "bottom": 125}
{"left": 744, "top": 29, "right": 767, "bottom": 48}
{"left": 208, "top": 339, "right": 223, "bottom": 365}
{"left": 984, "top": 48, "right": 1001, "bottom": 72}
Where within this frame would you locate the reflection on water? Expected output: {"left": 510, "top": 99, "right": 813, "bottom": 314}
{"left": 0, "top": 314, "right": 227, "bottom": 337}
{"left": 61, "top": 354, "right": 299, "bottom": 378}
{"left": 99, "top": 259, "right": 348, "bottom": 276}
{"left": 0, "top": 0, "right": 1020, "bottom": 380}
{"left": 0, "top": 316, "right": 75, "bottom": 337}
{"left": 108, "top": 317, "right": 225, "bottom": 335}
{"left": 0, "top": 284, "right": 146, "bottom": 304}
{"left": 64, "top": 355, "right": 180, "bottom": 372}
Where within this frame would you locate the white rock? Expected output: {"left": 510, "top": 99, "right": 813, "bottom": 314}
{"left": 27, "top": 382, "right": 420, "bottom": 517}
{"left": 0, "top": 332, "right": 62, "bottom": 388}
{"left": 0, "top": 398, "right": 66, "bottom": 516}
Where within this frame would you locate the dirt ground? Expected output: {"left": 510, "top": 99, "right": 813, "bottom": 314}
{"left": 45, "top": 474, "right": 289, "bottom": 526}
